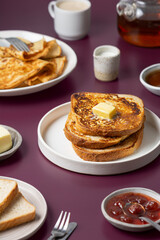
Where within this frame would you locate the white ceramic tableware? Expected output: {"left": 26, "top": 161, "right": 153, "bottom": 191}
{"left": 140, "top": 63, "right": 160, "bottom": 96}
{"left": 93, "top": 45, "right": 120, "bottom": 81}
{"left": 37, "top": 102, "right": 160, "bottom": 175}
{"left": 0, "top": 176, "right": 47, "bottom": 240}
{"left": 0, "top": 30, "right": 77, "bottom": 96}
{"left": 48, "top": 0, "right": 91, "bottom": 40}
{"left": 0, "top": 125, "right": 22, "bottom": 161}
{"left": 101, "top": 187, "right": 160, "bottom": 232}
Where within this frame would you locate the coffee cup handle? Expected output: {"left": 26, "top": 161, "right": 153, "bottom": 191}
{"left": 48, "top": 1, "right": 56, "bottom": 19}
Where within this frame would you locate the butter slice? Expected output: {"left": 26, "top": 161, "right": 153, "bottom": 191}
{"left": 0, "top": 126, "right": 12, "bottom": 153}
{"left": 92, "top": 102, "right": 116, "bottom": 119}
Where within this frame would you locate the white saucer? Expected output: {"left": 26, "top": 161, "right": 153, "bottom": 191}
{"left": 0, "top": 125, "right": 22, "bottom": 161}
{"left": 38, "top": 102, "right": 160, "bottom": 175}
{"left": 0, "top": 30, "right": 77, "bottom": 96}
{"left": 0, "top": 176, "right": 47, "bottom": 240}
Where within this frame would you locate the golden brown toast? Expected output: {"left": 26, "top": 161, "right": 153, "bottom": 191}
{"left": 64, "top": 112, "right": 128, "bottom": 149}
{"left": 72, "top": 126, "right": 144, "bottom": 162}
{"left": 71, "top": 92, "right": 144, "bottom": 137}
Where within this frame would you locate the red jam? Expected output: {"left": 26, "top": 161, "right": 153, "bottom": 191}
{"left": 106, "top": 192, "right": 160, "bottom": 225}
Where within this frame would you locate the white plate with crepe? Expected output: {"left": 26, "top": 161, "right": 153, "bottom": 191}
{"left": 37, "top": 102, "right": 160, "bottom": 175}
{"left": 0, "top": 176, "right": 47, "bottom": 240}
{"left": 0, "top": 30, "right": 77, "bottom": 96}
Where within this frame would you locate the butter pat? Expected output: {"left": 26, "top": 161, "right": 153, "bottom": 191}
{"left": 92, "top": 102, "right": 116, "bottom": 119}
{"left": 0, "top": 126, "right": 12, "bottom": 153}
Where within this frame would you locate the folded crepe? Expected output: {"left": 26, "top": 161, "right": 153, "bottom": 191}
{"left": 24, "top": 56, "right": 67, "bottom": 86}
{"left": 0, "top": 39, "right": 62, "bottom": 61}
{"left": 0, "top": 57, "right": 56, "bottom": 89}
{"left": 0, "top": 38, "right": 67, "bottom": 89}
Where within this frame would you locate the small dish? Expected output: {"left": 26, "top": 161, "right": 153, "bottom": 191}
{"left": 101, "top": 187, "right": 160, "bottom": 232}
{"left": 140, "top": 63, "right": 160, "bottom": 96}
{"left": 0, "top": 125, "right": 22, "bottom": 161}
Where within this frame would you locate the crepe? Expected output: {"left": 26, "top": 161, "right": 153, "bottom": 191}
{"left": 0, "top": 57, "right": 55, "bottom": 89}
{"left": 0, "top": 39, "right": 62, "bottom": 61}
{"left": 41, "top": 40, "right": 62, "bottom": 59}
{"left": 49, "top": 56, "right": 67, "bottom": 76}
{"left": 0, "top": 38, "right": 67, "bottom": 89}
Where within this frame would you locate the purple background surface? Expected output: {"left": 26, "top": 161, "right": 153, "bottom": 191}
{"left": 0, "top": 0, "right": 160, "bottom": 239}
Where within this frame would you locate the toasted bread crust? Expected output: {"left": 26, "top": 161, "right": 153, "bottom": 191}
{"left": 0, "top": 179, "right": 18, "bottom": 214}
{"left": 72, "top": 126, "right": 143, "bottom": 162}
{"left": 0, "top": 210, "right": 35, "bottom": 231}
{"left": 64, "top": 112, "right": 128, "bottom": 149}
{"left": 0, "top": 192, "right": 35, "bottom": 231}
{"left": 71, "top": 92, "right": 144, "bottom": 137}
{"left": 64, "top": 92, "right": 145, "bottom": 162}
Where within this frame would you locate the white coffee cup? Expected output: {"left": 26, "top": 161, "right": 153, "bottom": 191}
{"left": 93, "top": 45, "right": 120, "bottom": 81}
{"left": 48, "top": 0, "right": 91, "bottom": 40}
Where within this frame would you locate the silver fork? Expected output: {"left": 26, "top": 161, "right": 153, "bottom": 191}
{"left": 0, "top": 37, "right": 30, "bottom": 52}
{"left": 48, "top": 211, "right": 71, "bottom": 240}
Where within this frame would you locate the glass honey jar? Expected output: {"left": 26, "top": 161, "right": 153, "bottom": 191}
{"left": 116, "top": 0, "right": 160, "bottom": 47}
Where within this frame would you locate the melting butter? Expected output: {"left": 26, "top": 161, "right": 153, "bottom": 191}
{"left": 92, "top": 102, "right": 116, "bottom": 119}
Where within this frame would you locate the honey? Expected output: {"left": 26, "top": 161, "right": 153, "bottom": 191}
{"left": 145, "top": 70, "right": 160, "bottom": 87}
{"left": 117, "top": 15, "right": 160, "bottom": 47}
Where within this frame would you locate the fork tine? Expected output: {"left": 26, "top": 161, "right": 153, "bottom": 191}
{"left": 16, "top": 39, "right": 30, "bottom": 52}
{"left": 63, "top": 212, "right": 71, "bottom": 231}
{"left": 8, "top": 38, "right": 29, "bottom": 52}
{"left": 59, "top": 211, "right": 67, "bottom": 229}
{"left": 54, "top": 211, "right": 63, "bottom": 229}
{"left": 12, "top": 40, "right": 29, "bottom": 52}
{"left": 0, "top": 37, "right": 30, "bottom": 52}
{"left": 9, "top": 40, "right": 21, "bottom": 51}
{"left": 20, "top": 42, "right": 30, "bottom": 52}
{"left": 48, "top": 211, "right": 71, "bottom": 240}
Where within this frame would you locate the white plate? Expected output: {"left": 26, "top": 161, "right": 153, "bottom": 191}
{"left": 37, "top": 102, "right": 160, "bottom": 175}
{"left": 0, "top": 176, "right": 47, "bottom": 240}
{"left": 0, "top": 30, "right": 77, "bottom": 96}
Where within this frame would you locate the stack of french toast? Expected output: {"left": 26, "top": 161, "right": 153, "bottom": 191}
{"left": 64, "top": 92, "right": 145, "bottom": 162}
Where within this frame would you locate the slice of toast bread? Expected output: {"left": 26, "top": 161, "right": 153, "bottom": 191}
{"left": 71, "top": 92, "right": 144, "bottom": 137}
{"left": 72, "top": 126, "right": 144, "bottom": 162}
{"left": 0, "top": 192, "right": 36, "bottom": 231}
{"left": 0, "top": 179, "right": 18, "bottom": 214}
{"left": 64, "top": 112, "right": 129, "bottom": 149}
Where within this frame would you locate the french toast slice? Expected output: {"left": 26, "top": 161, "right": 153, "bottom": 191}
{"left": 72, "top": 126, "right": 144, "bottom": 162}
{"left": 71, "top": 92, "right": 144, "bottom": 137}
{"left": 64, "top": 112, "right": 128, "bottom": 149}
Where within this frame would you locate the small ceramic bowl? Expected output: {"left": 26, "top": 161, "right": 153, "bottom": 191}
{"left": 101, "top": 187, "right": 160, "bottom": 232}
{"left": 0, "top": 125, "right": 22, "bottom": 161}
{"left": 140, "top": 64, "right": 160, "bottom": 96}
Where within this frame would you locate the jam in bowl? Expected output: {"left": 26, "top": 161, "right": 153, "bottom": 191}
{"left": 101, "top": 187, "right": 160, "bottom": 232}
